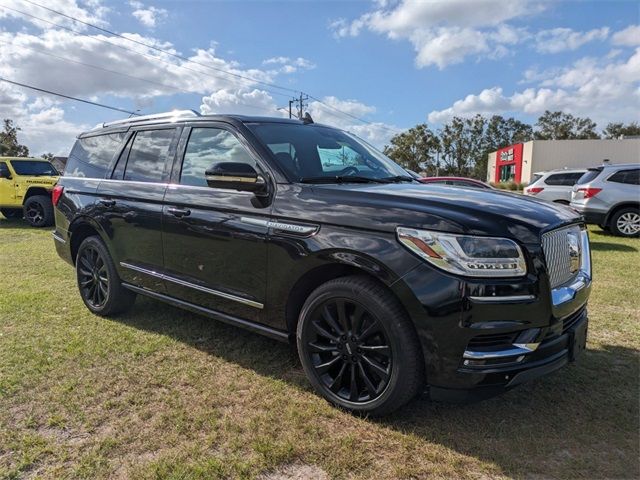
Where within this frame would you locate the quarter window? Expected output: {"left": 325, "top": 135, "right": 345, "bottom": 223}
{"left": 66, "top": 133, "right": 127, "bottom": 178}
{"left": 124, "top": 129, "right": 176, "bottom": 183}
{"left": 180, "top": 128, "right": 257, "bottom": 187}
{"left": 608, "top": 169, "right": 640, "bottom": 185}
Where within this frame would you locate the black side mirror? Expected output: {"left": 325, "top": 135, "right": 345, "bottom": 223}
{"left": 0, "top": 165, "right": 11, "bottom": 180}
{"left": 205, "top": 162, "right": 267, "bottom": 195}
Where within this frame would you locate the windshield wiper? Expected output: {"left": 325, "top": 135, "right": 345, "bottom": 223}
{"left": 380, "top": 175, "right": 416, "bottom": 183}
{"left": 298, "top": 176, "right": 390, "bottom": 184}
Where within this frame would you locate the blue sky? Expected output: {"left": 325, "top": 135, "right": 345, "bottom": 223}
{"left": 0, "top": 0, "right": 638, "bottom": 154}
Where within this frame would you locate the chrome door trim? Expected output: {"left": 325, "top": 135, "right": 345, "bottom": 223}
{"left": 52, "top": 231, "right": 66, "bottom": 244}
{"left": 120, "top": 262, "right": 264, "bottom": 309}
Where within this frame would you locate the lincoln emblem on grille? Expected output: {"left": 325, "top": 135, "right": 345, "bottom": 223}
{"left": 567, "top": 232, "right": 581, "bottom": 274}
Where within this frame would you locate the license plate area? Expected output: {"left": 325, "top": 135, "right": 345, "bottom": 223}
{"left": 568, "top": 318, "right": 588, "bottom": 361}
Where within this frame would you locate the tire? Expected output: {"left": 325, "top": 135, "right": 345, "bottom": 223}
{"left": 297, "top": 275, "right": 424, "bottom": 416}
{"left": 1, "top": 208, "right": 22, "bottom": 219}
{"left": 610, "top": 208, "right": 640, "bottom": 237}
{"left": 23, "top": 195, "right": 54, "bottom": 227}
{"left": 76, "top": 236, "right": 137, "bottom": 316}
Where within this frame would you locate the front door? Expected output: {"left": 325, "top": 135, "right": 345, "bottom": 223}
{"left": 162, "top": 125, "right": 272, "bottom": 322}
{"left": 0, "top": 161, "right": 16, "bottom": 206}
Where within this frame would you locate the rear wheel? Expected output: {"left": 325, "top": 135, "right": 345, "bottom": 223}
{"left": 1, "top": 208, "right": 22, "bottom": 219}
{"left": 610, "top": 208, "right": 640, "bottom": 237}
{"left": 23, "top": 195, "right": 54, "bottom": 227}
{"left": 297, "top": 275, "right": 424, "bottom": 416}
{"left": 76, "top": 236, "right": 136, "bottom": 316}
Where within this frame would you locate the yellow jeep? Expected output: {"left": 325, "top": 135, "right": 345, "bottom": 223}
{"left": 0, "top": 157, "right": 60, "bottom": 227}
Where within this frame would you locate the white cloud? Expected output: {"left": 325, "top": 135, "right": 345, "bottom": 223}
{"left": 200, "top": 88, "right": 281, "bottom": 116}
{"left": 331, "top": 0, "right": 540, "bottom": 68}
{"left": 612, "top": 25, "right": 640, "bottom": 47}
{"left": 427, "top": 48, "right": 640, "bottom": 125}
{"left": 129, "top": 1, "right": 168, "bottom": 28}
{"left": 262, "top": 56, "right": 316, "bottom": 74}
{"left": 535, "top": 27, "right": 609, "bottom": 54}
{"left": 0, "top": 0, "right": 109, "bottom": 30}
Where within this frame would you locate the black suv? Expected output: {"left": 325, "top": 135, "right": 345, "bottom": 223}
{"left": 53, "top": 110, "right": 592, "bottom": 415}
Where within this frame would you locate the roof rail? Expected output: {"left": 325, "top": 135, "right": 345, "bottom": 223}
{"left": 102, "top": 109, "right": 200, "bottom": 128}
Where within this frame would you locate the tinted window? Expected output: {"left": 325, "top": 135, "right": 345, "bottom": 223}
{"left": 576, "top": 168, "right": 603, "bottom": 185}
{"left": 451, "top": 180, "right": 486, "bottom": 188}
{"left": 124, "top": 129, "right": 176, "bottom": 183}
{"left": 65, "top": 133, "right": 126, "bottom": 178}
{"left": 608, "top": 168, "right": 640, "bottom": 185}
{"left": 8, "top": 160, "right": 58, "bottom": 176}
{"left": 530, "top": 174, "right": 543, "bottom": 184}
{"left": 180, "top": 128, "right": 256, "bottom": 187}
{"left": 545, "top": 172, "right": 584, "bottom": 186}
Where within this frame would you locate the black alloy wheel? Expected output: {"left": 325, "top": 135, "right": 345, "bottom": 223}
{"left": 24, "top": 201, "right": 45, "bottom": 225}
{"left": 297, "top": 276, "right": 424, "bottom": 416}
{"left": 305, "top": 298, "right": 392, "bottom": 403}
{"left": 77, "top": 244, "right": 110, "bottom": 309}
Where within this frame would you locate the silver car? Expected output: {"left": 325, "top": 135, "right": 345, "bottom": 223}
{"left": 570, "top": 163, "right": 640, "bottom": 237}
{"left": 524, "top": 169, "right": 587, "bottom": 204}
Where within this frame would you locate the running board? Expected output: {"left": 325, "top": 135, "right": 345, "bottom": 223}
{"left": 122, "top": 283, "right": 289, "bottom": 342}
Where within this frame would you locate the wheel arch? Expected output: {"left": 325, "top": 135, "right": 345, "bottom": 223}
{"left": 604, "top": 201, "right": 640, "bottom": 226}
{"left": 68, "top": 216, "right": 110, "bottom": 265}
{"left": 23, "top": 187, "right": 51, "bottom": 203}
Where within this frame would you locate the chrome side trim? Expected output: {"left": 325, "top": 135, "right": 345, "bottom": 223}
{"left": 240, "top": 217, "right": 318, "bottom": 236}
{"left": 468, "top": 294, "right": 536, "bottom": 303}
{"left": 119, "top": 262, "right": 263, "bottom": 309}
{"left": 463, "top": 342, "right": 540, "bottom": 360}
{"left": 52, "top": 232, "right": 66, "bottom": 244}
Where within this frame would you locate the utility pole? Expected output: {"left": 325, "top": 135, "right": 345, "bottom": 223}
{"left": 296, "top": 92, "right": 308, "bottom": 120}
{"left": 288, "top": 99, "right": 294, "bottom": 119}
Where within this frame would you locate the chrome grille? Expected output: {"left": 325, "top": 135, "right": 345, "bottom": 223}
{"left": 542, "top": 225, "right": 582, "bottom": 288}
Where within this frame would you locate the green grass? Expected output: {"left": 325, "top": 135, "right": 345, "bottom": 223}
{"left": 1, "top": 219, "right": 639, "bottom": 479}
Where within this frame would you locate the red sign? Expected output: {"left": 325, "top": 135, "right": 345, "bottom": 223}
{"left": 495, "top": 143, "right": 523, "bottom": 183}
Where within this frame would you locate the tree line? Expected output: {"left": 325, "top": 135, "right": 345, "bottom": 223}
{"left": 383, "top": 111, "right": 640, "bottom": 180}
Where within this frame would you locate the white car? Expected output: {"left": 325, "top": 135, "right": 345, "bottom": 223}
{"left": 523, "top": 169, "right": 587, "bottom": 204}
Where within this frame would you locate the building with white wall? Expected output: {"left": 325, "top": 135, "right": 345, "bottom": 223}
{"left": 487, "top": 138, "right": 640, "bottom": 184}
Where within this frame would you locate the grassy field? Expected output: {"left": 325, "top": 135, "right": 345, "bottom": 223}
{"left": 0, "top": 219, "right": 638, "bottom": 479}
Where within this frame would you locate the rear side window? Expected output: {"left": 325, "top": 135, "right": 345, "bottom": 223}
{"left": 530, "top": 174, "right": 543, "bottom": 184}
{"left": 576, "top": 168, "right": 603, "bottom": 185}
{"left": 608, "top": 168, "right": 640, "bottom": 185}
{"left": 180, "top": 127, "right": 257, "bottom": 187}
{"left": 544, "top": 172, "right": 584, "bottom": 186}
{"left": 65, "top": 133, "right": 126, "bottom": 178}
{"left": 124, "top": 129, "right": 176, "bottom": 183}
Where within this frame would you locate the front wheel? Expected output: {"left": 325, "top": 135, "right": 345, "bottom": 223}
{"left": 1, "top": 208, "right": 22, "bottom": 219}
{"left": 297, "top": 276, "right": 424, "bottom": 416}
{"left": 76, "top": 236, "right": 136, "bottom": 316}
{"left": 610, "top": 208, "right": 640, "bottom": 237}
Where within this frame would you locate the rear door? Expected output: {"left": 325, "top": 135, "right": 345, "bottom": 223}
{"left": 162, "top": 124, "right": 271, "bottom": 322}
{"left": 604, "top": 167, "right": 640, "bottom": 206}
{"left": 96, "top": 126, "right": 181, "bottom": 292}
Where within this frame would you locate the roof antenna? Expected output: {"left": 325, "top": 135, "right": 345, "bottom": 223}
{"left": 302, "top": 112, "right": 314, "bottom": 124}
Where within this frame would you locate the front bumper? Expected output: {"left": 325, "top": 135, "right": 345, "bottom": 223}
{"left": 429, "top": 307, "right": 588, "bottom": 402}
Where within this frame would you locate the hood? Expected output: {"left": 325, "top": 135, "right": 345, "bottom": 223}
{"left": 297, "top": 183, "right": 581, "bottom": 244}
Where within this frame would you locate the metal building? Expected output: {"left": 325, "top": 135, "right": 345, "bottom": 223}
{"left": 487, "top": 139, "right": 640, "bottom": 184}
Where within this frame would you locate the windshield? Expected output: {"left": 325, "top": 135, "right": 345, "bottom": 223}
{"left": 248, "top": 123, "right": 412, "bottom": 183}
{"left": 10, "top": 160, "right": 58, "bottom": 176}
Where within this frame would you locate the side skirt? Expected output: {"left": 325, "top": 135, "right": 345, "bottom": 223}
{"left": 122, "top": 283, "right": 289, "bottom": 342}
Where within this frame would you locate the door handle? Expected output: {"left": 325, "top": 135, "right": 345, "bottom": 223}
{"left": 99, "top": 199, "right": 116, "bottom": 207}
{"left": 167, "top": 207, "right": 191, "bottom": 218}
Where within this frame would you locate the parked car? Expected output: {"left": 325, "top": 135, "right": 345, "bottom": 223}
{"left": 419, "top": 176, "right": 493, "bottom": 189}
{"left": 52, "top": 110, "right": 591, "bottom": 415}
{"left": 524, "top": 169, "right": 587, "bottom": 204}
{"left": 570, "top": 163, "right": 640, "bottom": 237}
{"left": 0, "top": 156, "right": 59, "bottom": 226}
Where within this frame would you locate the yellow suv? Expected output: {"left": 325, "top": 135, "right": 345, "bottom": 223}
{"left": 0, "top": 157, "right": 60, "bottom": 227}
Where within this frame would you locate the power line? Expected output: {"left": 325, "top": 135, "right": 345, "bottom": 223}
{"left": 19, "top": 0, "right": 301, "bottom": 97}
{"left": 0, "top": 77, "right": 139, "bottom": 115}
{"left": 5, "top": 0, "right": 402, "bottom": 134}
{"left": 0, "top": 39, "right": 281, "bottom": 116}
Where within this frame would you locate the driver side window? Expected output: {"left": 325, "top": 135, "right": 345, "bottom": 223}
{"left": 180, "top": 127, "right": 257, "bottom": 187}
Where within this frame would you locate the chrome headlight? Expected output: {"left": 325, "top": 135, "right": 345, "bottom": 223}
{"left": 396, "top": 227, "right": 527, "bottom": 277}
